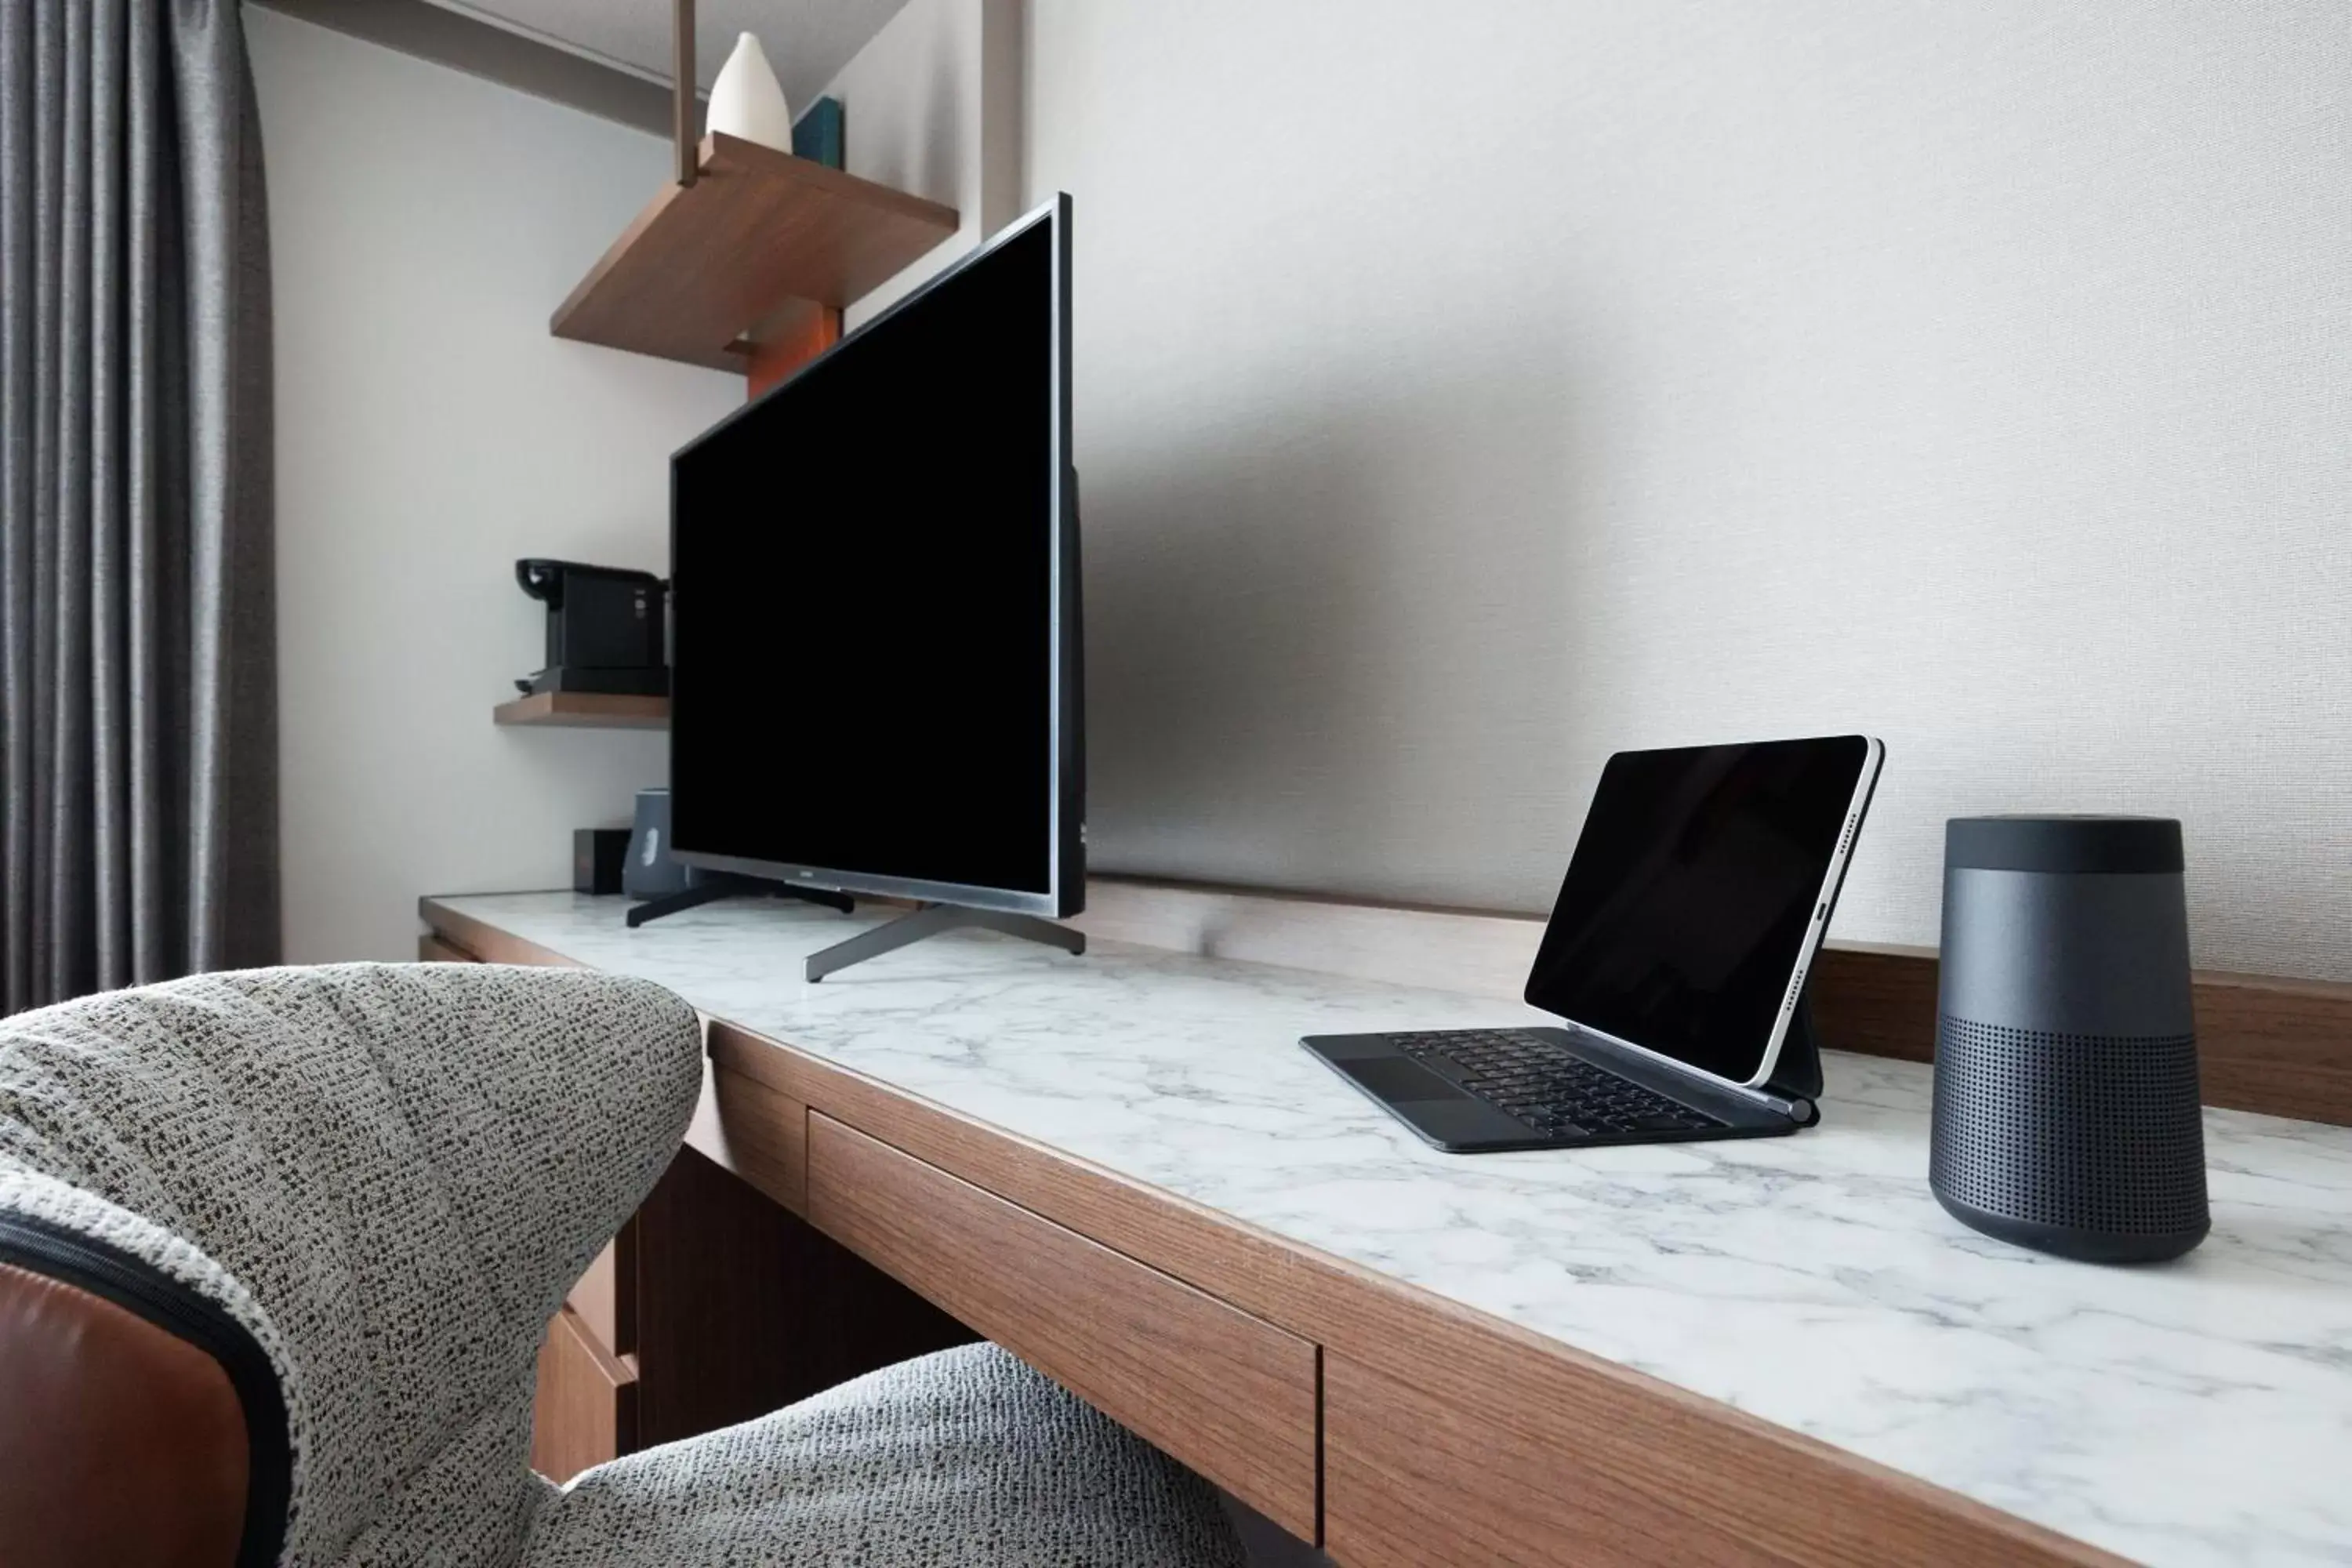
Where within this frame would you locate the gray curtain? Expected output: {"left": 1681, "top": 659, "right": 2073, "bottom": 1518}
{"left": 1, "top": 0, "right": 277, "bottom": 1014}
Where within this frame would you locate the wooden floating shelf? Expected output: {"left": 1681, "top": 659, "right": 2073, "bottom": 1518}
{"left": 493, "top": 692, "right": 670, "bottom": 730}
{"left": 551, "top": 132, "right": 960, "bottom": 373}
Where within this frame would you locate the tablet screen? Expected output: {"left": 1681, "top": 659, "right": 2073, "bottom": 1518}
{"left": 1525, "top": 736, "right": 1875, "bottom": 1086}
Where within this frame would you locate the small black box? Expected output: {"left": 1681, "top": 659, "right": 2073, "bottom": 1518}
{"left": 575, "top": 827, "right": 632, "bottom": 895}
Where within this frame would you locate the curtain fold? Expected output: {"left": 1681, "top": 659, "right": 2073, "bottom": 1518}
{"left": 2, "top": 0, "right": 276, "bottom": 1014}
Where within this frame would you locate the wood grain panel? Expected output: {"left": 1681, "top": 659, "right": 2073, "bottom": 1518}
{"left": 1324, "top": 1351, "right": 2115, "bottom": 1568}
{"left": 633, "top": 1145, "right": 975, "bottom": 1448}
{"left": 1807, "top": 941, "right": 2352, "bottom": 1127}
{"left": 1809, "top": 942, "right": 1938, "bottom": 1063}
{"left": 491, "top": 691, "right": 669, "bottom": 729}
{"left": 2196, "top": 968, "right": 2352, "bottom": 1125}
{"left": 416, "top": 934, "right": 474, "bottom": 963}
{"left": 805, "top": 1113, "right": 1321, "bottom": 1541}
{"left": 691, "top": 1064, "right": 808, "bottom": 1214}
{"left": 531, "top": 1305, "right": 636, "bottom": 1484}
{"left": 420, "top": 902, "right": 585, "bottom": 969}
{"left": 550, "top": 132, "right": 957, "bottom": 371}
{"left": 710, "top": 1020, "right": 1324, "bottom": 1341}
{"left": 565, "top": 1229, "right": 633, "bottom": 1358}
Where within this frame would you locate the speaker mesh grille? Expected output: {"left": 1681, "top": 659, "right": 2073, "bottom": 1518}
{"left": 1931, "top": 1016, "right": 2207, "bottom": 1235}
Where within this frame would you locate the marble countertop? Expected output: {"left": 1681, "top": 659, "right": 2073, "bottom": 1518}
{"left": 435, "top": 891, "right": 2352, "bottom": 1566}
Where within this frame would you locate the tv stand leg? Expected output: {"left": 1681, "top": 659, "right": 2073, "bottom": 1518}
{"left": 804, "top": 904, "right": 1084, "bottom": 983}
{"left": 627, "top": 875, "right": 854, "bottom": 929}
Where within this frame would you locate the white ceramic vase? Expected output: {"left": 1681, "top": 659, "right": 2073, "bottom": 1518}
{"left": 706, "top": 32, "right": 793, "bottom": 154}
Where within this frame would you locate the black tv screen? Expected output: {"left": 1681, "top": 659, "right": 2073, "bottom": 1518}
{"left": 668, "top": 196, "right": 1080, "bottom": 917}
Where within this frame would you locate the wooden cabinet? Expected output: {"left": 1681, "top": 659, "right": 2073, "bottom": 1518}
{"left": 527, "top": 1229, "right": 641, "bottom": 1480}
{"left": 532, "top": 1305, "right": 637, "bottom": 1483}
{"left": 688, "top": 1063, "right": 810, "bottom": 1215}
{"left": 633, "top": 1142, "right": 975, "bottom": 1447}
{"left": 565, "top": 1236, "right": 631, "bottom": 1360}
{"left": 806, "top": 1113, "right": 1320, "bottom": 1540}
{"left": 550, "top": 132, "right": 957, "bottom": 374}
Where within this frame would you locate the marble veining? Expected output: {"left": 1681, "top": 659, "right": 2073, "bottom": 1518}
{"left": 437, "top": 892, "right": 2352, "bottom": 1566}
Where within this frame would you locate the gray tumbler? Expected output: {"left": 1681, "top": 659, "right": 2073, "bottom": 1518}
{"left": 624, "top": 788, "right": 696, "bottom": 900}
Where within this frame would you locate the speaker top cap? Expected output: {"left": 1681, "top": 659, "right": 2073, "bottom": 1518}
{"left": 1945, "top": 815, "right": 2183, "bottom": 875}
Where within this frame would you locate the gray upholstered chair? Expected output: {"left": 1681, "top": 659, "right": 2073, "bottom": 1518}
{"left": 0, "top": 963, "right": 1244, "bottom": 1567}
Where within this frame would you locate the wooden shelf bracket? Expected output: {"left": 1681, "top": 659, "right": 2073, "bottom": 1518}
{"left": 674, "top": 0, "right": 696, "bottom": 189}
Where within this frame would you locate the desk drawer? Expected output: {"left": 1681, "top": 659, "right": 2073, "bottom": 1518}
{"left": 532, "top": 1304, "right": 637, "bottom": 1484}
{"left": 688, "top": 1063, "right": 808, "bottom": 1215}
{"left": 806, "top": 1113, "right": 1319, "bottom": 1540}
{"left": 1327, "top": 1349, "right": 1708, "bottom": 1568}
{"left": 566, "top": 1234, "right": 630, "bottom": 1355}
{"left": 1325, "top": 1349, "right": 2107, "bottom": 1568}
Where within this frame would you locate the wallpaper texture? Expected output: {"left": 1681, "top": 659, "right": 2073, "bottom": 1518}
{"left": 1026, "top": 0, "right": 2351, "bottom": 979}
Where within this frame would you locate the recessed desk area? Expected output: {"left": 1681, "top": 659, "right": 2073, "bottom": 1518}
{"left": 423, "top": 888, "right": 2352, "bottom": 1568}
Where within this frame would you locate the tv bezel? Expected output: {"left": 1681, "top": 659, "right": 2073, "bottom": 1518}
{"left": 666, "top": 193, "right": 1082, "bottom": 920}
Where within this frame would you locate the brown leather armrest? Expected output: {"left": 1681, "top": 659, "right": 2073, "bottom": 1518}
{"left": 0, "top": 1261, "right": 249, "bottom": 1567}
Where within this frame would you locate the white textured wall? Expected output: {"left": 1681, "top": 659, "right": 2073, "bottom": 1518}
{"left": 1027, "top": 1, "right": 2352, "bottom": 979}
{"left": 250, "top": 8, "right": 742, "bottom": 962}
{"left": 823, "top": 0, "right": 1026, "bottom": 326}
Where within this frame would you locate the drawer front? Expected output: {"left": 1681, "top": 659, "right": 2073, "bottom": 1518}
{"left": 686, "top": 1062, "right": 808, "bottom": 1214}
{"left": 1325, "top": 1350, "right": 2105, "bottom": 1568}
{"left": 565, "top": 1229, "right": 632, "bottom": 1356}
{"left": 1326, "top": 1348, "right": 1719, "bottom": 1568}
{"left": 806, "top": 1114, "right": 1319, "bottom": 1540}
{"left": 532, "top": 1305, "right": 638, "bottom": 1484}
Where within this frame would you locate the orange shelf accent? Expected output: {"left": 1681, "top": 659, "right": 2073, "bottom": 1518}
{"left": 493, "top": 692, "right": 669, "bottom": 730}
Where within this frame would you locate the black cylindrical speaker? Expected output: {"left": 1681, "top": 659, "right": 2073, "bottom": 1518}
{"left": 1929, "top": 815, "right": 2209, "bottom": 1263}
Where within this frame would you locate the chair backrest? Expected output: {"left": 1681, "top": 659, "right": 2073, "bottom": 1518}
{"left": 0, "top": 1210, "right": 267, "bottom": 1566}
{"left": 0, "top": 963, "right": 704, "bottom": 1566}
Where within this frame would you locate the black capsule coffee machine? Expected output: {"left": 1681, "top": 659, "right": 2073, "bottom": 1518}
{"left": 514, "top": 559, "right": 668, "bottom": 698}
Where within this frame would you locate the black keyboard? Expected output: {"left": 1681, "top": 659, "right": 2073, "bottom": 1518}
{"left": 1385, "top": 1029, "right": 1723, "bottom": 1139}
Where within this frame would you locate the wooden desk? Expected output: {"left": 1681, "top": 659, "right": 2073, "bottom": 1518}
{"left": 421, "top": 890, "right": 2352, "bottom": 1567}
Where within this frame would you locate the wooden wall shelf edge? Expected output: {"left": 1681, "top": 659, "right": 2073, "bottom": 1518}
{"left": 492, "top": 691, "right": 669, "bottom": 730}
{"left": 551, "top": 132, "right": 959, "bottom": 374}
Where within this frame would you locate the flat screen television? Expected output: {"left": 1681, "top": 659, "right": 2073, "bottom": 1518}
{"left": 668, "top": 194, "right": 1080, "bottom": 920}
